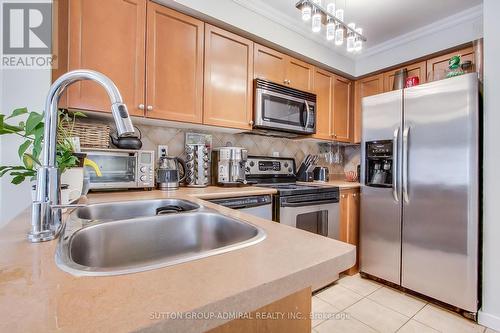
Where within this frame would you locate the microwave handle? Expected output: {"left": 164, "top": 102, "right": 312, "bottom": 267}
{"left": 304, "top": 100, "right": 311, "bottom": 128}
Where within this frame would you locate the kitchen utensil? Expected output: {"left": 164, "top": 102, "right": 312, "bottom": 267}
{"left": 393, "top": 68, "right": 408, "bottom": 90}
{"left": 405, "top": 76, "right": 420, "bottom": 88}
{"left": 156, "top": 156, "right": 186, "bottom": 190}
{"left": 345, "top": 171, "right": 358, "bottom": 182}
{"left": 313, "top": 167, "right": 329, "bottom": 182}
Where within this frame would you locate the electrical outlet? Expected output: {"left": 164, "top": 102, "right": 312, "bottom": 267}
{"left": 158, "top": 145, "right": 168, "bottom": 158}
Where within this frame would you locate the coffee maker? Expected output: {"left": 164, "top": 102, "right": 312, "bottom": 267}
{"left": 365, "top": 141, "right": 393, "bottom": 187}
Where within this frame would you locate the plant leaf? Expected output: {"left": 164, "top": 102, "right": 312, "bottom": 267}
{"left": 11, "top": 175, "right": 25, "bottom": 185}
{"left": 25, "top": 112, "right": 44, "bottom": 136}
{"left": 18, "top": 140, "right": 31, "bottom": 159}
{"left": 6, "top": 107, "right": 28, "bottom": 119}
{"left": 73, "top": 111, "right": 87, "bottom": 118}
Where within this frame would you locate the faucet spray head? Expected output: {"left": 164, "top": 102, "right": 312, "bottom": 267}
{"left": 111, "top": 103, "right": 134, "bottom": 136}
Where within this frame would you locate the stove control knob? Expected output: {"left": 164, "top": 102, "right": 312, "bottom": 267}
{"left": 245, "top": 167, "right": 250, "bottom": 173}
{"left": 288, "top": 167, "right": 293, "bottom": 173}
{"left": 284, "top": 162, "right": 289, "bottom": 168}
{"left": 249, "top": 161, "right": 255, "bottom": 167}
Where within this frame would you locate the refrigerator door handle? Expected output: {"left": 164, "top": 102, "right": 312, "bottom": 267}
{"left": 392, "top": 127, "right": 399, "bottom": 202}
{"left": 403, "top": 126, "right": 410, "bottom": 203}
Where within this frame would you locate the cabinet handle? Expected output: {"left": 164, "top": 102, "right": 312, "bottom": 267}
{"left": 147, "top": 105, "right": 153, "bottom": 111}
{"left": 138, "top": 104, "right": 145, "bottom": 110}
{"left": 283, "top": 79, "right": 288, "bottom": 84}
{"left": 287, "top": 79, "right": 291, "bottom": 84}
{"left": 249, "top": 120, "right": 254, "bottom": 126}
{"left": 353, "top": 193, "right": 357, "bottom": 197}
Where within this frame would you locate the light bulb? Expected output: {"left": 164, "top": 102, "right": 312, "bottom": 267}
{"left": 312, "top": 10, "right": 321, "bottom": 33}
{"left": 335, "top": 25, "right": 344, "bottom": 45}
{"left": 335, "top": 8, "right": 344, "bottom": 22}
{"left": 326, "top": 19, "right": 335, "bottom": 40}
{"left": 346, "top": 23, "right": 356, "bottom": 52}
{"left": 301, "top": 4, "right": 312, "bottom": 21}
{"left": 326, "top": 2, "right": 335, "bottom": 14}
{"left": 313, "top": 0, "right": 322, "bottom": 5}
{"left": 354, "top": 27, "right": 363, "bottom": 52}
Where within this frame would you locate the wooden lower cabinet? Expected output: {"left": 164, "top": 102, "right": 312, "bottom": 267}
{"left": 339, "top": 188, "right": 360, "bottom": 275}
{"left": 353, "top": 74, "right": 384, "bottom": 143}
{"left": 209, "top": 288, "right": 311, "bottom": 333}
{"left": 203, "top": 24, "right": 253, "bottom": 130}
{"left": 383, "top": 60, "right": 426, "bottom": 92}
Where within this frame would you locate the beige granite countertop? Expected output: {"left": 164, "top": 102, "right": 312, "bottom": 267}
{"left": 0, "top": 186, "right": 355, "bottom": 333}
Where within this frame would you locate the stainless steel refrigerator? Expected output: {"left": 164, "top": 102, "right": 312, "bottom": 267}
{"left": 360, "top": 73, "right": 479, "bottom": 314}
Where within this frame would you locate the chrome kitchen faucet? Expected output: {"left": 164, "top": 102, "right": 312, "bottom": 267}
{"left": 29, "top": 70, "right": 135, "bottom": 242}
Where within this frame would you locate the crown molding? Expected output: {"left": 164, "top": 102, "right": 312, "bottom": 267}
{"left": 232, "top": 0, "right": 483, "bottom": 62}
{"left": 354, "top": 4, "right": 483, "bottom": 59}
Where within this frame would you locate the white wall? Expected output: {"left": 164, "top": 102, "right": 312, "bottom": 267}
{"left": 478, "top": 0, "right": 500, "bottom": 330}
{"left": 0, "top": 69, "right": 51, "bottom": 227}
{"left": 355, "top": 5, "right": 483, "bottom": 76}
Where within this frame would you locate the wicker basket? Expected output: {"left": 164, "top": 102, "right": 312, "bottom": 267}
{"left": 61, "top": 122, "right": 110, "bottom": 148}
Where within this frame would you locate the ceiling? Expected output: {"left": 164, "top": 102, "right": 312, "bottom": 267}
{"left": 257, "top": 0, "right": 482, "bottom": 49}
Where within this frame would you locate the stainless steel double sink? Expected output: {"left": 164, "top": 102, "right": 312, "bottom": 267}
{"left": 56, "top": 199, "right": 266, "bottom": 276}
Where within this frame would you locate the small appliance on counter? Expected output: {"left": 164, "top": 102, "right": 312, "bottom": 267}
{"left": 82, "top": 148, "right": 154, "bottom": 190}
{"left": 184, "top": 133, "right": 212, "bottom": 187}
{"left": 212, "top": 146, "right": 248, "bottom": 186}
{"left": 156, "top": 156, "right": 186, "bottom": 190}
{"left": 313, "top": 166, "right": 329, "bottom": 182}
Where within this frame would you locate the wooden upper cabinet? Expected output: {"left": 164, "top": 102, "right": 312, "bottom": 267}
{"left": 145, "top": 3, "right": 204, "bottom": 123}
{"left": 353, "top": 74, "right": 384, "bottom": 143}
{"left": 254, "top": 43, "right": 313, "bottom": 91}
{"left": 286, "top": 57, "right": 314, "bottom": 91}
{"left": 332, "top": 76, "right": 352, "bottom": 142}
{"left": 312, "top": 68, "right": 333, "bottom": 140}
{"left": 254, "top": 44, "right": 287, "bottom": 84}
{"left": 426, "top": 46, "right": 475, "bottom": 81}
{"left": 203, "top": 24, "right": 253, "bottom": 130}
{"left": 66, "top": 0, "right": 146, "bottom": 116}
{"left": 383, "top": 61, "right": 426, "bottom": 92}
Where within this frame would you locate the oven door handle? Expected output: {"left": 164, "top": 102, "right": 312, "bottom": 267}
{"left": 280, "top": 199, "right": 338, "bottom": 208}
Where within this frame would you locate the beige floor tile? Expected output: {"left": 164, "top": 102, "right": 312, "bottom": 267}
{"left": 368, "top": 287, "right": 426, "bottom": 317}
{"left": 398, "top": 319, "right": 440, "bottom": 333}
{"left": 346, "top": 298, "right": 409, "bottom": 332}
{"left": 312, "top": 296, "right": 341, "bottom": 328}
{"left": 414, "top": 304, "right": 486, "bottom": 333}
{"left": 315, "top": 314, "right": 378, "bottom": 333}
{"left": 316, "top": 284, "right": 364, "bottom": 310}
{"left": 338, "top": 274, "right": 382, "bottom": 296}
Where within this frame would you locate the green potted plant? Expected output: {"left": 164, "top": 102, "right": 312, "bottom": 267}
{"left": 0, "top": 108, "right": 86, "bottom": 199}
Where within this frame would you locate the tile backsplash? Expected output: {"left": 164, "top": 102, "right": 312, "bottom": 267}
{"left": 102, "top": 120, "right": 360, "bottom": 180}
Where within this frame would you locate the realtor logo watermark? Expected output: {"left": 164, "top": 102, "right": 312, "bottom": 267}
{"left": 2, "top": 1, "right": 54, "bottom": 68}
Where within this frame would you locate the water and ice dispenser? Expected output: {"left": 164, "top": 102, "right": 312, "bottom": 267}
{"left": 365, "top": 141, "right": 393, "bottom": 187}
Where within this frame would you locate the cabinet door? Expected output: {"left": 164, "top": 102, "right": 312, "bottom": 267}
{"left": 146, "top": 3, "right": 204, "bottom": 123}
{"left": 254, "top": 44, "right": 287, "bottom": 84}
{"left": 203, "top": 25, "right": 253, "bottom": 130}
{"left": 426, "top": 46, "right": 475, "bottom": 80}
{"left": 383, "top": 61, "right": 426, "bottom": 92}
{"left": 339, "top": 188, "right": 360, "bottom": 275}
{"left": 312, "top": 68, "right": 333, "bottom": 140}
{"left": 332, "top": 76, "right": 352, "bottom": 143}
{"left": 286, "top": 57, "right": 314, "bottom": 91}
{"left": 353, "top": 74, "right": 384, "bottom": 143}
{"left": 67, "top": 0, "right": 146, "bottom": 116}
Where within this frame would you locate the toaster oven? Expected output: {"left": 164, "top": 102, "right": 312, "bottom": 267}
{"left": 82, "top": 148, "right": 155, "bottom": 190}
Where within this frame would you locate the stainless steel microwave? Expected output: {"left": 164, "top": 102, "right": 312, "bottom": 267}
{"left": 254, "top": 79, "right": 317, "bottom": 135}
{"left": 82, "top": 148, "right": 155, "bottom": 190}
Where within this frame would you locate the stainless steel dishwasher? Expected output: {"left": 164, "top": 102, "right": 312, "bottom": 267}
{"left": 208, "top": 195, "right": 273, "bottom": 220}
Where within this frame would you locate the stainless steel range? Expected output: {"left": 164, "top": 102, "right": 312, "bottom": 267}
{"left": 246, "top": 156, "right": 339, "bottom": 239}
